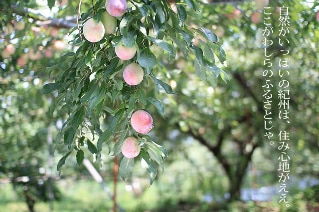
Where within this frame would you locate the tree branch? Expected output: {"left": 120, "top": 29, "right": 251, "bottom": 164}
{"left": 11, "top": 6, "right": 77, "bottom": 29}
{"left": 232, "top": 72, "right": 264, "bottom": 114}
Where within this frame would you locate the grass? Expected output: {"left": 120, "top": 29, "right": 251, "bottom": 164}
{"left": 0, "top": 178, "right": 162, "bottom": 212}
{"left": 0, "top": 178, "right": 314, "bottom": 212}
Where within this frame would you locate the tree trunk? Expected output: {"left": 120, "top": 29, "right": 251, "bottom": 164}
{"left": 23, "top": 188, "right": 35, "bottom": 212}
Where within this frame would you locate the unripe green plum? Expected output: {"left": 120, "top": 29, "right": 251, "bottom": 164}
{"left": 115, "top": 43, "right": 137, "bottom": 60}
{"left": 123, "top": 63, "right": 144, "bottom": 85}
{"left": 83, "top": 18, "right": 105, "bottom": 43}
{"left": 106, "top": 0, "right": 127, "bottom": 17}
{"left": 101, "top": 12, "right": 117, "bottom": 34}
{"left": 131, "top": 110, "right": 153, "bottom": 134}
{"left": 121, "top": 137, "right": 141, "bottom": 158}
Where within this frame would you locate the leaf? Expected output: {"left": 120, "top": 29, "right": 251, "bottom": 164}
{"left": 150, "top": 38, "right": 175, "bottom": 57}
{"left": 88, "top": 86, "right": 107, "bottom": 114}
{"left": 41, "top": 82, "right": 59, "bottom": 94}
{"left": 97, "top": 108, "right": 125, "bottom": 151}
{"left": 155, "top": 3, "right": 166, "bottom": 24}
{"left": 104, "top": 58, "right": 120, "bottom": 80}
{"left": 200, "top": 27, "right": 218, "bottom": 43}
{"left": 212, "top": 44, "right": 226, "bottom": 64}
{"left": 76, "top": 150, "right": 84, "bottom": 165}
{"left": 152, "top": 77, "right": 175, "bottom": 94}
{"left": 122, "top": 31, "right": 137, "bottom": 47}
{"left": 140, "top": 151, "right": 158, "bottom": 184}
{"left": 72, "top": 107, "right": 85, "bottom": 129}
{"left": 87, "top": 139, "right": 98, "bottom": 154}
{"left": 177, "top": 5, "right": 187, "bottom": 24}
{"left": 185, "top": 0, "right": 197, "bottom": 9}
{"left": 64, "top": 127, "right": 76, "bottom": 146}
{"left": 207, "top": 64, "right": 221, "bottom": 78}
{"left": 81, "top": 81, "right": 98, "bottom": 103}
{"left": 220, "top": 69, "right": 230, "bottom": 83}
{"left": 148, "top": 97, "right": 165, "bottom": 116}
{"left": 136, "top": 89, "right": 147, "bottom": 106}
{"left": 138, "top": 49, "right": 157, "bottom": 69}
{"left": 193, "top": 46, "right": 204, "bottom": 65}
{"left": 202, "top": 42, "right": 215, "bottom": 64}
{"left": 57, "top": 151, "right": 72, "bottom": 171}
{"left": 146, "top": 141, "right": 167, "bottom": 166}
{"left": 47, "top": 0, "right": 55, "bottom": 9}
{"left": 119, "top": 157, "right": 134, "bottom": 181}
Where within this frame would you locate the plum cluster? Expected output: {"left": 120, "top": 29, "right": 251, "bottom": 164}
{"left": 82, "top": 0, "right": 154, "bottom": 159}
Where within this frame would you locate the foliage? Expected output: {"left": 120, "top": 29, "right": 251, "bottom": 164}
{"left": 39, "top": 0, "right": 227, "bottom": 182}
{"left": 1, "top": 0, "right": 319, "bottom": 210}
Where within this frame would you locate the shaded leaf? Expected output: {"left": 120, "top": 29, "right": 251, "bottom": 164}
{"left": 76, "top": 150, "right": 84, "bottom": 165}
{"left": 87, "top": 139, "right": 98, "bottom": 154}
{"left": 97, "top": 108, "right": 125, "bottom": 151}
{"left": 57, "top": 151, "right": 72, "bottom": 171}
{"left": 41, "top": 82, "right": 59, "bottom": 94}
{"left": 119, "top": 157, "right": 134, "bottom": 181}
{"left": 148, "top": 97, "right": 165, "bottom": 116}
{"left": 152, "top": 76, "right": 175, "bottom": 94}
{"left": 138, "top": 49, "right": 157, "bottom": 69}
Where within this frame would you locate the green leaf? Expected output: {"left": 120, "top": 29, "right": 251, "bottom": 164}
{"left": 97, "top": 108, "right": 125, "bottom": 151}
{"left": 72, "top": 107, "right": 85, "bottom": 129}
{"left": 81, "top": 81, "right": 98, "bottom": 103}
{"left": 152, "top": 76, "right": 175, "bottom": 94}
{"left": 202, "top": 42, "right": 215, "bottom": 64}
{"left": 57, "top": 151, "right": 72, "bottom": 171}
{"left": 76, "top": 150, "right": 84, "bottom": 165}
{"left": 119, "top": 157, "right": 134, "bottom": 181}
{"left": 220, "top": 69, "right": 230, "bottom": 82}
{"left": 185, "top": 0, "right": 199, "bottom": 10}
{"left": 140, "top": 151, "right": 158, "bottom": 184}
{"left": 88, "top": 86, "right": 107, "bottom": 114}
{"left": 41, "top": 82, "right": 59, "bottom": 94}
{"left": 146, "top": 141, "right": 167, "bottom": 166}
{"left": 150, "top": 38, "right": 176, "bottom": 57}
{"left": 148, "top": 97, "right": 165, "bottom": 116}
{"left": 200, "top": 27, "right": 218, "bottom": 43}
{"left": 47, "top": 0, "right": 55, "bottom": 9}
{"left": 207, "top": 64, "right": 221, "bottom": 78}
{"left": 64, "top": 127, "right": 76, "bottom": 146}
{"left": 138, "top": 49, "right": 157, "bottom": 69}
{"left": 212, "top": 44, "right": 226, "bottom": 64}
{"left": 177, "top": 5, "right": 187, "bottom": 24}
{"left": 136, "top": 89, "right": 147, "bottom": 106}
{"left": 193, "top": 46, "right": 204, "bottom": 65}
{"left": 87, "top": 139, "right": 98, "bottom": 154}
{"left": 104, "top": 58, "right": 120, "bottom": 80}
{"left": 122, "top": 31, "right": 137, "bottom": 47}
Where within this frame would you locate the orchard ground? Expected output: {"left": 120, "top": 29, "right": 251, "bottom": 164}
{"left": 0, "top": 177, "right": 315, "bottom": 212}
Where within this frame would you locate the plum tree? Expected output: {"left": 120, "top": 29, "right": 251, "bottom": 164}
{"left": 121, "top": 137, "right": 141, "bottom": 159}
{"left": 105, "top": 0, "right": 127, "bottom": 17}
{"left": 115, "top": 42, "right": 137, "bottom": 60}
{"left": 123, "top": 63, "right": 144, "bottom": 85}
{"left": 82, "top": 18, "right": 105, "bottom": 43}
{"left": 130, "top": 110, "right": 153, "bottom": 134}
{"left": 101, "top": 11, "right": 117, "bottom": 34}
